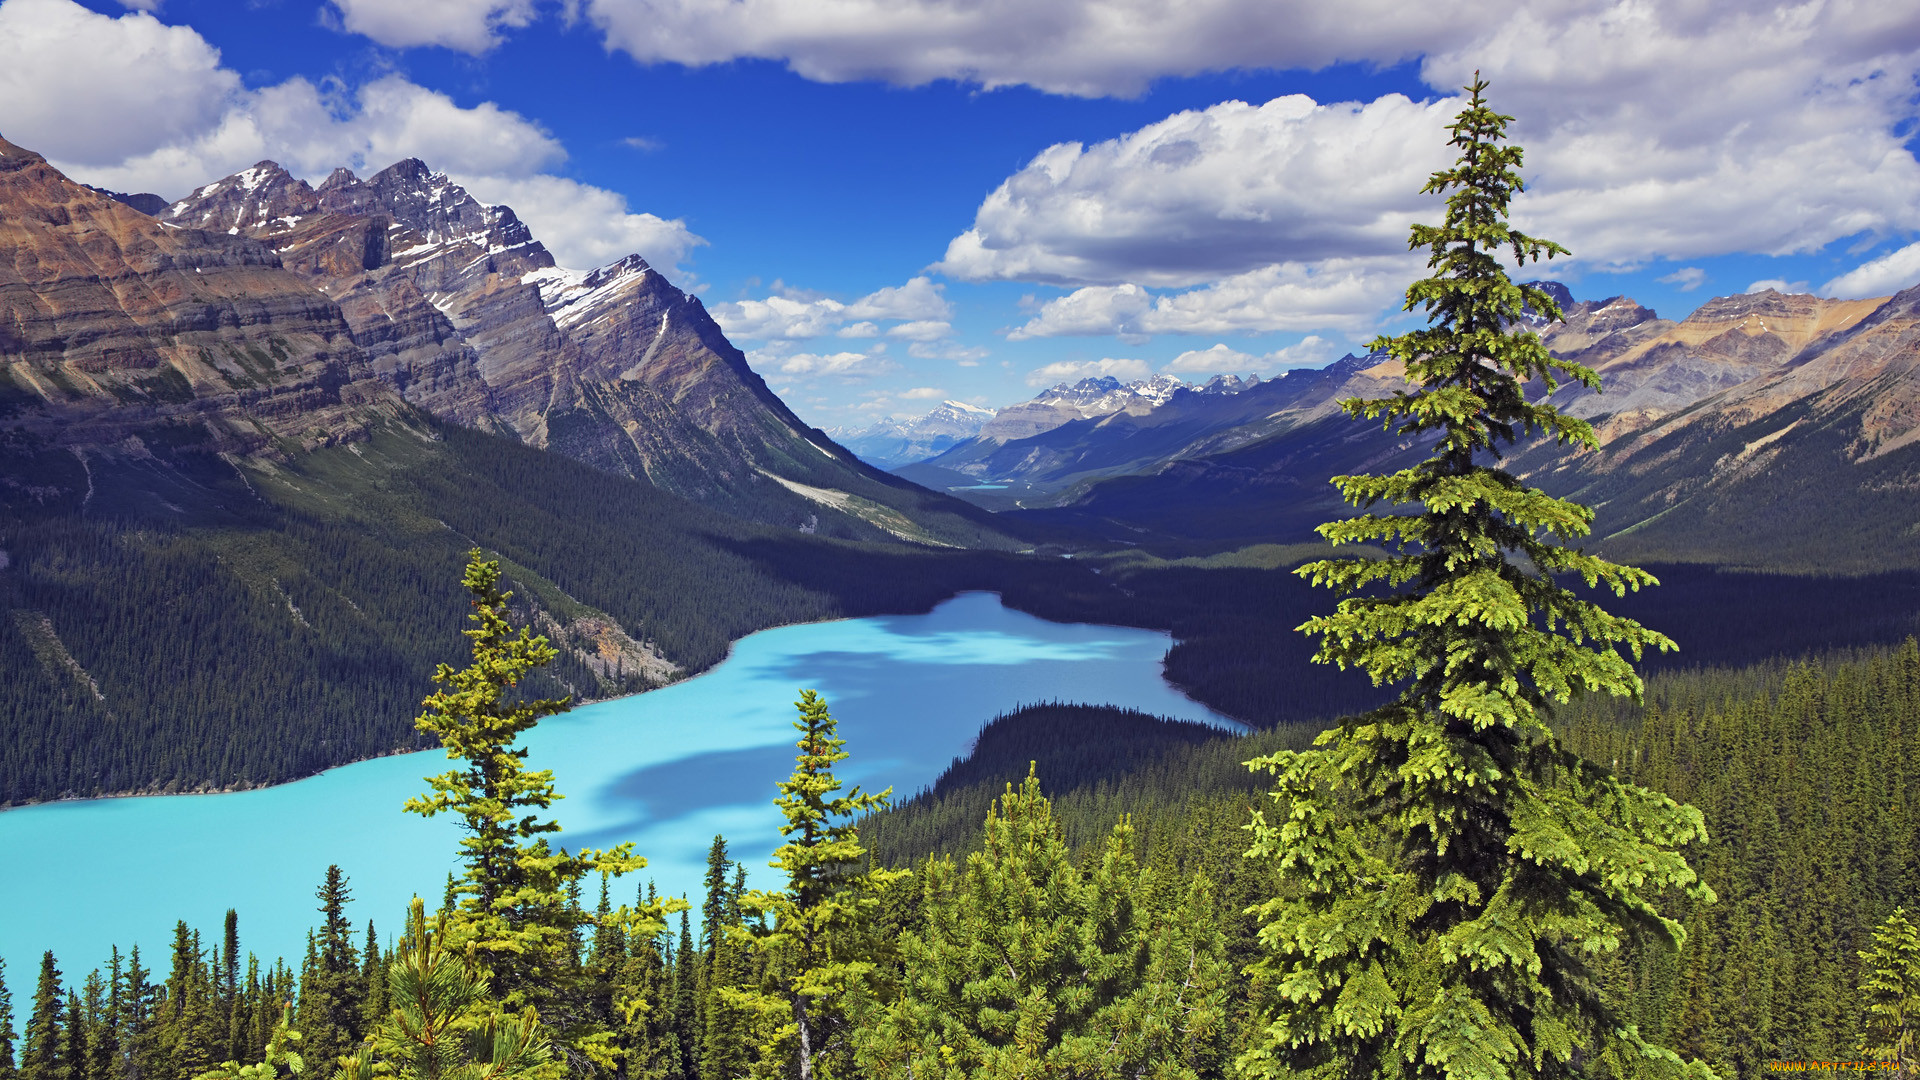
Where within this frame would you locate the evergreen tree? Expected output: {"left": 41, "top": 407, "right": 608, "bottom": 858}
{"left": 65, "top": 990, "right": 89, "bottom": 1080}
{"left": 857, "top": 770, "right": 1146, "bottom": 1079}
{"left": 733, "top": 690, "right": 904, "bottom": 1080}
{"left": 82, "top": 970, "right": 114, "bottom": 1080}
{"left": 359, "top": 924, "right": 387, "bottom": 1039}
{"left": 0, "top": 957, "right": 16, "bottom": 1080}
{"left": 700, "top": 838, "right": 732, "bottom": 960}
{"left": 334, "top": 898, "right": 552, "bottom": 1080}
{"left": 406, "top": 549, "right": 673, "bottom": 1067}
{"left": 1243, "top": 78, "right": 1715, "bottom": 1080}
{"left": 1858, "top": 908, "right": 1920, "bottom": 1073}
{"left": 299, "top": 867, "right": 362, "bottom": 1067}
{"left": 673, "top": 912, "right": 699, "bottom": 1080}
{"left": 22, "top": 953, "right": 62, "bottom": 1080}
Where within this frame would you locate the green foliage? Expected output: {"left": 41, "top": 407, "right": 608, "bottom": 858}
{"left": 1857, "top": 909, "right": 1920, "bottom": 1072}
{"left": 406, "top": 548, "right": 678, "bottom": 1059}
{"left": 192, "top": 1005, "right": 305, "bottom": 1080}
{"left": 732, "top": 690, "right": 905, "bottom": 1080}
{"left": 856, "top": 770, "right": 1149, "bottom": 1080}
{"left": 21, "top": 953, "right": 60, "bottom": 1080}
{"left": 1244, "top": 80, "right": 1714, "bottom": 1080}
{"left": 297, "top": 868, "right": 362, "bottom": 1067}
{"left": 340, "top": 898, "right": 554, "bottom": 1080}
{"left": 0, "top": 957, "right": 15, "bottom": 1080}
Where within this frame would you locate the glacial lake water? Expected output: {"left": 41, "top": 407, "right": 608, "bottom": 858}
{"left": 0, "top": 592, "right": 1235, "bottom": 980}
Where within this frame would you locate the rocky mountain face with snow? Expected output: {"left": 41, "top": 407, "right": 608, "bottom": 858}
{"left": 149, "top": 157, "right": 1007, "bottom": 545}
{"left": 0, "top": 141, "right": 1010, "bottom": 547}
{"left": 829, "top": 399, "right": 995, "bottom": 467}
{"left": 0, "top": 136, "right": 411, "bottom": 510}
{"left": 998, "top": 282, "right": 1920, "bottom": 570}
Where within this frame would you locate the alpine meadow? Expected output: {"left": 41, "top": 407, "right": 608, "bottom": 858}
{"left": 8, "top": 3, "right": 1920, "bottom": 1078}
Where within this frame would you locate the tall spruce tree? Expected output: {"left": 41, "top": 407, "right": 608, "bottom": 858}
{"left": 733, "top": 690, "right": 904, "bottom": 1080}
{"left": 299, "top": 866, "right": 362, "bottom": 1068}
{"left": 1858, "top": 908, "right": 1920, "bottom": 1072}
{"left": 1242, "top": 78, "right": 1716, "bottom": 1080}
{"left": 856, "top": 770, "right": 1147, "bottom": 1079}
{"left": 407, "top": 549, "right": 673, "bottom": 1062}
{"left": 22, "top": 952, "right": 61, "bottom": 1080}
{"left": 0, "top": 957, "right": 16, "bottom": 1080}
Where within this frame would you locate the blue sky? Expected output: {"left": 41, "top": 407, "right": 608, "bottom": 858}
{"left": 4, "top": 0, "right": 1920, "bottom": 427}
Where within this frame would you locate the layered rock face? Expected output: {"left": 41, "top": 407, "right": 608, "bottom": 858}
{"left": 165, "top": 160, "right": 857, "bottom": 512}
{"left": 1533, "top": 289, "right": 1884, "bottom": 440}
{"left": 0, "top": 137, "right": 403, "bottom": 474}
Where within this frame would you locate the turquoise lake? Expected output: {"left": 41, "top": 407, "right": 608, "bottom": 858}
{"left": 0, "top": 592, "right": 1234, "bottom": 980}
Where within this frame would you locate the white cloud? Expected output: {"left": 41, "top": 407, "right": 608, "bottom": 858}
{"left": 0, "top": 0, "right": 237, "bottom": 167}
{"left": 1165, "top": 334, "right": 1337, "bottom": 373}
{"left": 326, "top": 0, "right": 537, "bottom": 53}
{"left": 908, "top": 341, "right": 991, "bottom": 362}
{"left": 767, "top": 350, "right": 901, "bottom": 379}
{"left": 1008, "top": 258, "right": 1410, "bottom": 340}
{"left": 900, "top": 1, "right": 1920, "bottom": 342}
{"left": 1657, "top": 267, "right": 1707, "bottom": 293}
{"left": 886, "top": 320, "right": 952, "bottom": 341}
{"left": 899, "top": 386, "right": 946, "bottom": 399}
{"left": 622, "top": 135, "right": 664, "bottom": 151}
{"left": 1746, "top": 279, "right": 1812, "bottom": 296}
{"left": 1264, "top": 334, "right": 1341, "bottom": 367}
{"left": 1006, "top": 284, "right": 1152, "bottom": 340}
{"left": 0, "top": 0, "right": 703, "bottom": 274}
{"left": 711, "top": 276, "right": 952, "bottom": 341}
{"left": 1823, "top": 243, "right": 1920, "bottom": 300}
{"left": 845, "top": 276, "right": 952, "bottom": 321}
{"left": 580, "top": 0, "right": 1540, "bottom": 98}
{"left": 939, "top": 94, "right": 1454, "bottom": 288}
{"left": 1166, "top": 343, "right": 1261, "bottom": 373}
{"left": 1025, "top": 357, "right": 1153, "bottom": 387}
{"left": 454, "top": 174, "right": 706, "bottom": 272}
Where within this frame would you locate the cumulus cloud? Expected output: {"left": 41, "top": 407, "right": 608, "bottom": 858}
{"left": 326, "top": 0, "right": 537, "bottom": 53}
{"left": 1165, "top": 334, "right": 1338, "bottom": 373}
{"left": 1746, "top": 279, "right": 1811, "bottom": 296}
{"left": 764, "top": 349, "right": 900, "bottom": 379}
{"left": 0, "top": 0, "right": 237, "bottom": 167}
{"left": 711, "top": 277, "right": 954, "bottom": 341}
{"left": 455, "top": 174, "right": 706, "bottom": 272}
{"left": 1657, "top": 267, "right": 1707, "bottom": 293}
{"left": 1823, "top": 243, "right": 1920, "bottom": 299}
{"left": 579, "top": 0, "right": 1544, "bottom": 98}
{"left": 898, "top": 1, "right": 1920, "bottom": 343}
{"left": 908, "top": 341, "right": 991, "bottom": 362}
{"left": 1025, "top": 357, "right": 1153, "bottom": 386}
{"left": 0, "top": 0, "right": 702, "bottom": 273}
{"left": 1008, "top": 257, "right": 1411, "bottom": 339}
{"left": 899, "top": 386, "right": 946, "bottom": 399}
{"left": 939, "top": 94, "right": 1454, "bottom": 288}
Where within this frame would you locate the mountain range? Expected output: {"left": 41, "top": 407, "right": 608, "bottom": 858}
{"left": 964, "top": 282, "right": 1920, "bottom": 570}
{"left": 0, "top": 135, "right": 1034, "bottom": 803}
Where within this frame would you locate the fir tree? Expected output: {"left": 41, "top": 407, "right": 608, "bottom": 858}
{"left": 333, "top": 898, "right": 552, "bottom": 1080}
{"left": 1858, "top": 908, "right": 1920, "bottom": 1073}
{"left": 359, "top": 924, "right": 387, "bottom": 1038}
{"left": 65, "top": 990, "right": 89, "bottom": 1080}
{"left": 299, "top": 866, "right": 362, "bottom": 1067}
{"left": 0, "top": 957, "right": 16, "bottom": 1080}
{"left": 406, "top": 549, "right": 674, "bottom": 1064}
{"left": 857, "top": 770, "right": 1146, "bottom": 1079}
{"left": 1243, "top": 77, "right": 1716, "bottom": 1080}
{"left": 733, "top": 690, "right": 905, "bottom": 1080}
{"left": 22, "top": 952, "right": 62, "bottom": 1080}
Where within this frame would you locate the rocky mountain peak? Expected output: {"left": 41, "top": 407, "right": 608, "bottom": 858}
{"left": 167, "top": 160, "right": 317, "bottom": 234}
